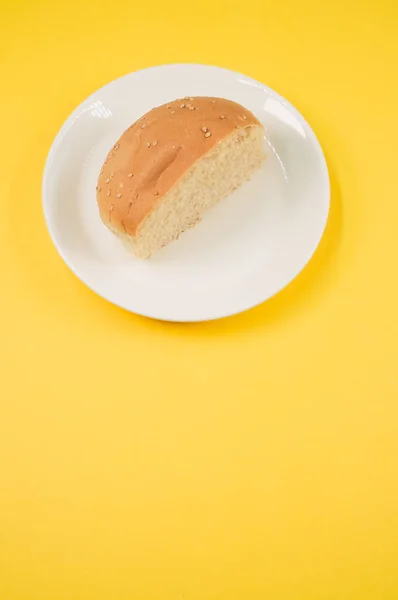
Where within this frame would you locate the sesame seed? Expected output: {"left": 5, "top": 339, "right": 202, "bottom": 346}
{"left": 141, "top": 124, "right": 146, "bottom": 128}
{"left": 188, "top": 105, "right": 195, "bottom": 111}
{"left": 180, "top": 103, "right": 186, "bottom": 108}
{"left": 105, "top": 178, "right": 110, "bottom": 183}
{"left": 153, "top": 140, "right": 158, "bottom": 146}
{"left": 147, "top": 142, "right": 151, "bottom": 148}
{"left": 116, "top": 193, "right": 122, "bottom": 198}
{"left": 201, "top": 126, "right": 208, "bottom": 133}
{"left": 189, "top": 97, "right": 194, "bottom": 101}
{"left": 128, "top": 173, "right": 133, "bottom": 177}
{"left": 220, "top": 115, "right": 225, "bottom": 119}
{"left": 154, "top": 191, "right": 159, "bottom": 195}
{"left": 171, "top": 110, "right": 175, "bottom": 114}
{"left": 167, "top": 105, "right": 171, "bottom": 108}
{"left": 204, "top": 131, "right": 212, "bottom": 138}
{"left": 110, "top": 172, "right": 114, "bottom": 178}
{"left": 184, "top": 96, "right": 190, "bottom": 100}
{"left": 98, "top": 187, "right": 101, "bottom": 192}
{"left": 211, "top": 100, "right": 216, "bottom": 103}
{"left": 107, "top": 189, "right": 111, "bottom": 196}
{"left": 119, "top": 182, "right": 124, "bottom": 188}
{"left": 242, "top": 115, "right": 247, "bottom": 120}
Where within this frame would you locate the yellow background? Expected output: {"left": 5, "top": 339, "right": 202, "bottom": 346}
{"left": 1, "top": 0, "right": 398, "bottom": 598}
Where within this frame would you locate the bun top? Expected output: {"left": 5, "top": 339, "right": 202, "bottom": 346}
{"left": 96, "top": 97, "right": 261, "bottom": 235}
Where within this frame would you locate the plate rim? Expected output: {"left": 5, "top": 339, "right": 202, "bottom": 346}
{"left": 42, "top": 62, "right": 330, "bottom": 322}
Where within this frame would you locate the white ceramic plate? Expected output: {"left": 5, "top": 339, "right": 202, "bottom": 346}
{"left": 43, "top": 64, "right": 330, "bottom": 322}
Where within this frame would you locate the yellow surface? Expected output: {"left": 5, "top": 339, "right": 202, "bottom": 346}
{"left": 1, "top": 0, "right": 398, "bottom": 598}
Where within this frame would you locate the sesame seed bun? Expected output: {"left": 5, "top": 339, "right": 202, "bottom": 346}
{"left": 96, "top": 97, "right": 264, "bottom": 257}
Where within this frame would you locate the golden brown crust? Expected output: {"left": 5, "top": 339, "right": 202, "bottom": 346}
{"left": 96, "top": 97, "right": 261, "bottom": 235}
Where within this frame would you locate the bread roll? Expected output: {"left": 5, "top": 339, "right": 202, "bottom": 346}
{"left": 96, "top": 97, "right": 265, "bottom": 258}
